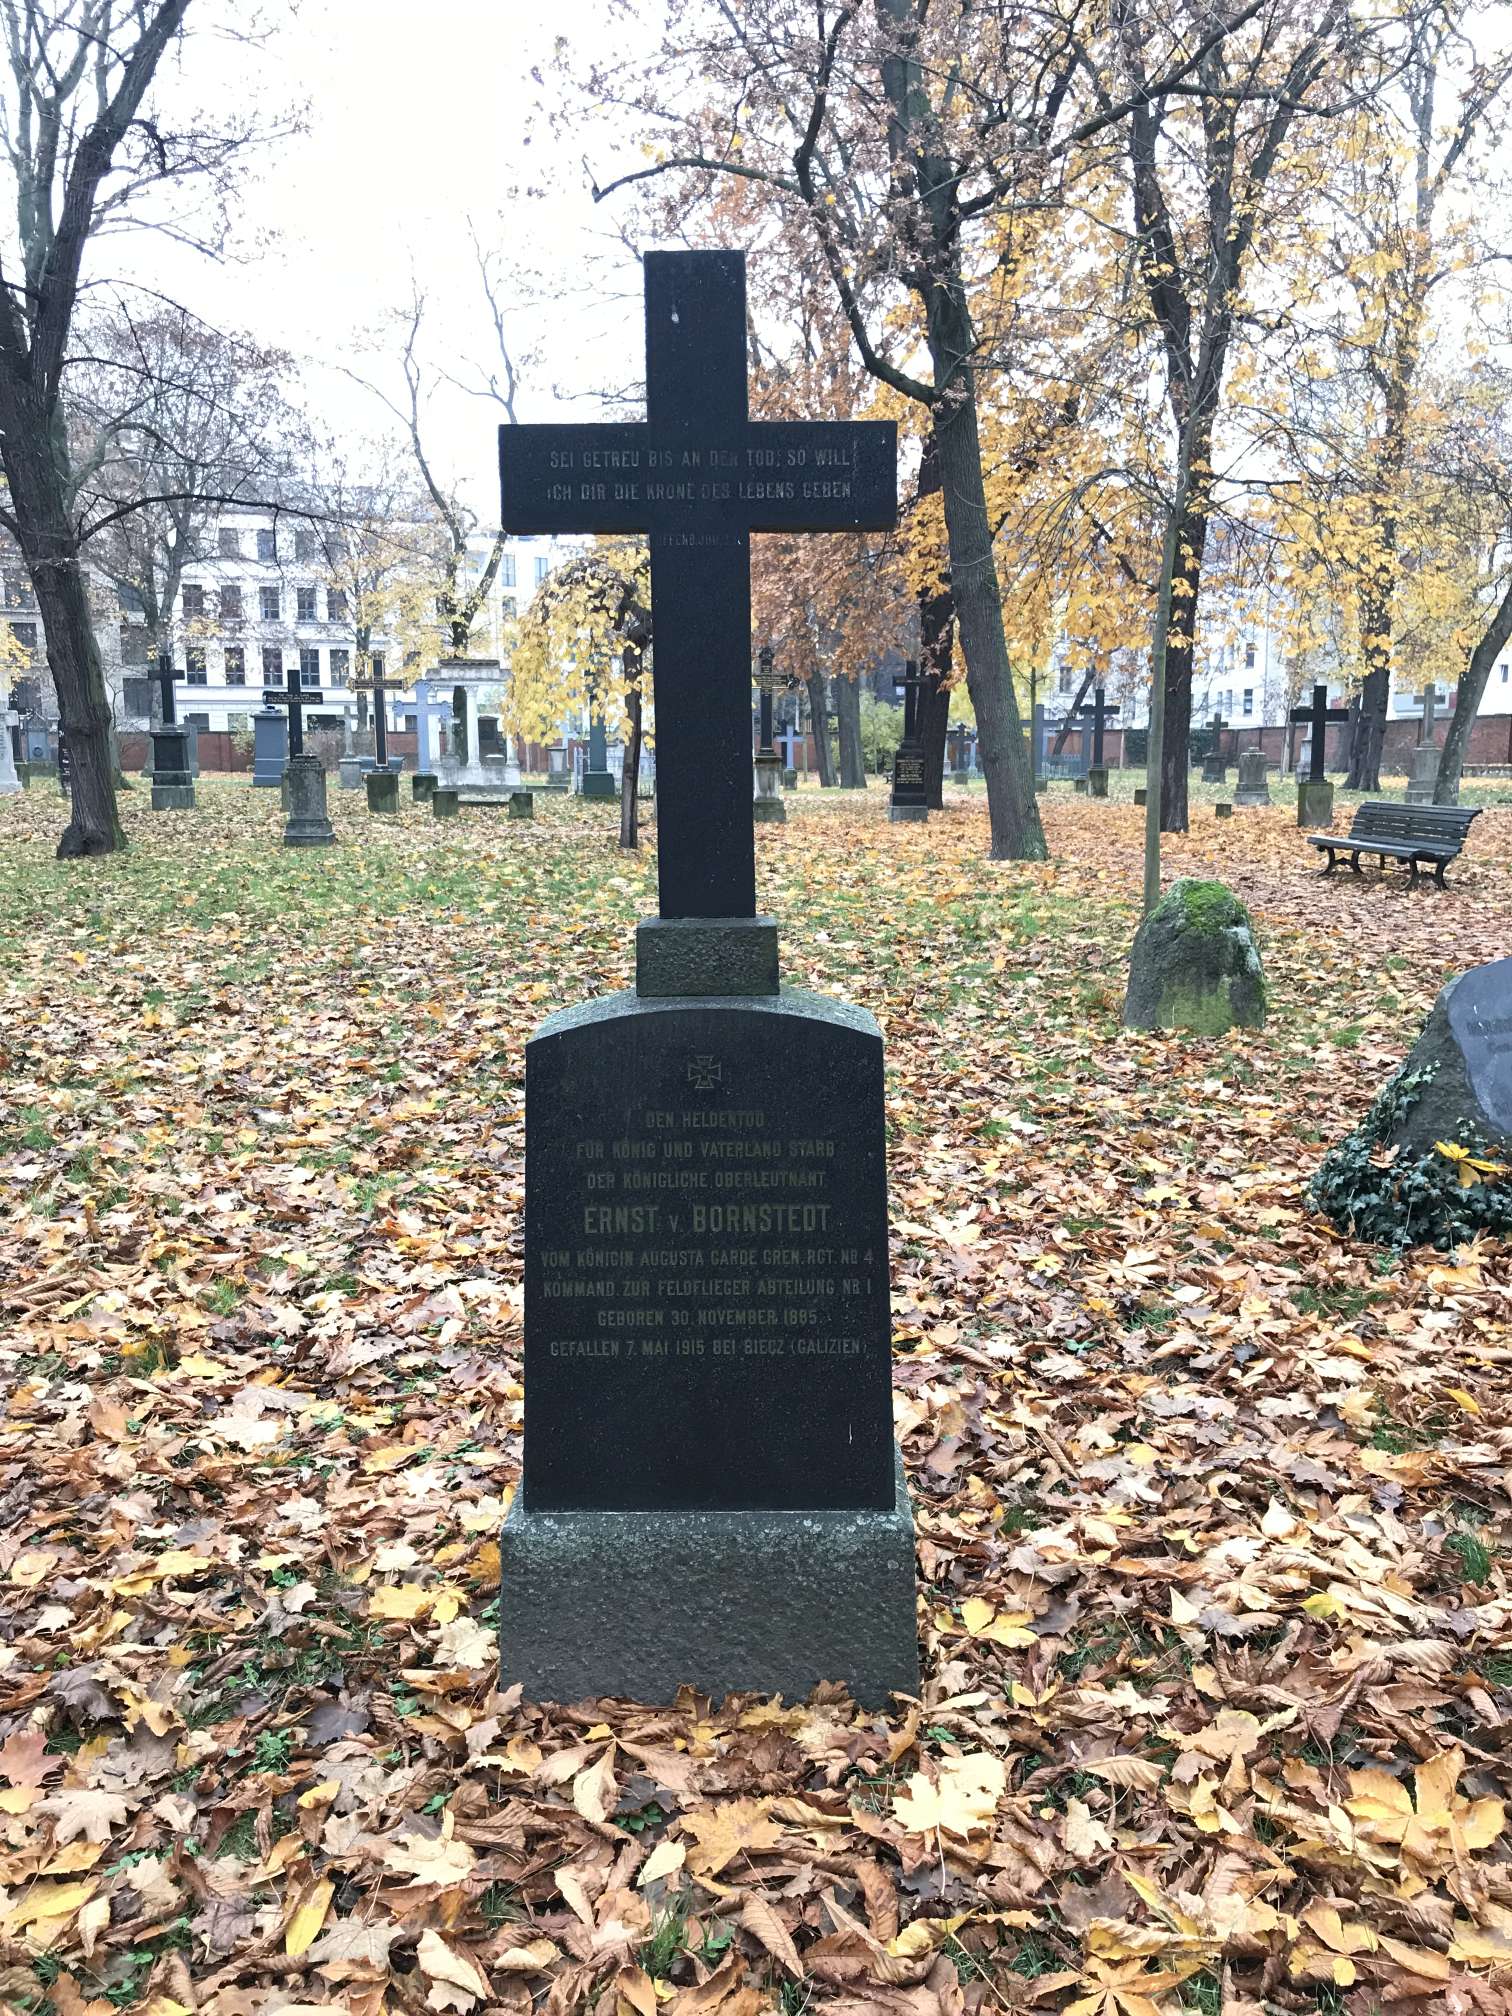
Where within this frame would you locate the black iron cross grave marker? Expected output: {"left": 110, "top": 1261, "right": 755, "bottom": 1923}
{"left": 1290, "top": 683, "right": 1350, "bottom": 783}
{"left": 264, "top": 660, "right": 319, "bottom": 758}
{"left": 154, "top": 650, "right": 178, "bottom": 728}
{"left": 353, "top": 661, "right": 390, "bottom": 768}
{"left": 1073, "top": 682, "right": 1120, "bottom": 767}
{"left": 499, "top": 250, "right": 897, "bottom": 916}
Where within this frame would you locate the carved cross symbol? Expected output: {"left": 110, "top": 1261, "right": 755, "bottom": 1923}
{"left": 687, "top": 1055, "right": 723, "bottom": 1090}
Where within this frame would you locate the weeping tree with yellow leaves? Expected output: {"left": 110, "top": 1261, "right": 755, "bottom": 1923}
{"left": 511, "top": 540, "right": 652, "bottom": 848}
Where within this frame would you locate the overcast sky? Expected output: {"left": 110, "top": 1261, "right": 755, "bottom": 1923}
{"left": 114, "top": 0, "right": 654, "bottom": 527}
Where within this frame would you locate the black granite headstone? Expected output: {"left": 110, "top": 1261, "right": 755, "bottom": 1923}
{"left": 497, "top": 251, "right": 917, "bottom": 1707}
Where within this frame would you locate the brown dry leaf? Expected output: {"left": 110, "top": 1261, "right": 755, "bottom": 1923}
{"left": 572, "top": 1743, "right": 619, "bottom": 1825}
{"left": 682, "top": 1799, "right": 784, "bottom": 1876}
{"left": 739, "top": 1895, "right": 803, "bottom": 1977}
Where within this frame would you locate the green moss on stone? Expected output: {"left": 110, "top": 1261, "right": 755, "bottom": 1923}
{"left": 1174, "top": 879, "right": 1246, "bottom": 936}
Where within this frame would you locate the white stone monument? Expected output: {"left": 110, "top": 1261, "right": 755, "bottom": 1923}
{"left": 0, "top": 710, "right": 20, "bottom": 796}
{"left": 438, "top": 659, "right": 519, "bottom": 802}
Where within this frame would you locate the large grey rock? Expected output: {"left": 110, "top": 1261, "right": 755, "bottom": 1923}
{"left": 1312, "top": 958, "right": 1512, "bottom": 1248}
{"left": 1123, "top": 879, "right": 1267, "bottom": 1035}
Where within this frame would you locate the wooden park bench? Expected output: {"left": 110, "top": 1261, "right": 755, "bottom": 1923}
{"left": 1307, "top": 801, "right": 1482, "bottom": 888}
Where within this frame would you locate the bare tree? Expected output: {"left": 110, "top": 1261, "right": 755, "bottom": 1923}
{"left": 0, "top": 0, "right": 285, "bottom": 855}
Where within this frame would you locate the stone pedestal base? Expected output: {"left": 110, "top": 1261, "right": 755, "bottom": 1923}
{"left": 432, "top": 788, "right": 459, "bottom": 818}
{"left": 1134, "top": 786, "right": 1148, "bottom": 807}
{"left": 500, "top": 1447, "right": 918, "bottom": 1708}
{"left": 753, "top": 752, "right": 786, "bottom": 824}
{"left": 1088, "top": 766, "right": 1109, "bottom": 799}
{"left": 783, "top": 767, "right": 798, "bottom": 790}
{"left": 508, "top": 790, "right": 534, "bottom": 819}
{"left": 1298, "top": 778, "right": 1334, "bottom": 829}
{"left": 579, "top": 769, "right": 617, "bottom": 800}
{"left": 1035, "top": 777, "right": 1048, "bottom": 793}
{"left": 366, "top": 768, "right": 400, "bottom": 814}
{"left": 338, "top": 756, "right": 364, "bottom": 790}
{"left": 1073, "top": 776, "right": 1088, "bottom": 795}
{"left": 1202, "top": 760, "right": 1227, "bottom": 785}
{"left": 1216, "top": 802, "right": 1233, "bottom": 819}
{"left": 411, "top": 772, "right": 437, "bottom": 802}
{"left": 1405, "top": 747, "right": 1441, "bottom": 804}
{"left": 149, "top": 727, "right": 195, "bottom": 811}
{"left": 283, "top": 755, "right": 336, "bottom": 848}
{"left": 889, "top": 804, "right": 928, "bottom": 822}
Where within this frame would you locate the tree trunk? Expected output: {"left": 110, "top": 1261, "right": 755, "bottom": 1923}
{"left": 915, "top": 427, "right": 955, "bottom": 810}
{"left": 1157, "top": 447, "right": 1212, "bottom": 834}
{"left": 929, "top": 359, "right": 1044, "bottom": 858}
{"left": 834, "top": 673, "right": 866, "bottom": 786}
{"left": 806, "top": 670, "right": 836, "bottom": 785}
{"left": 1438, "top": 577, "right": 1512, "bottom": 802}
{"left": 0, "top": 394, "right": 124, "bottom": 856}
{"left": 619, "top": 667, "right": 643, "bottom": 848}
{"left": 1346, "top": 618, "right": 1391, "bottom": 791}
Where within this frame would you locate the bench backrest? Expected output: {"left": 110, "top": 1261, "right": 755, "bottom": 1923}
{"left": 1350, "top": 801, "right": 1481, "bottom": 843}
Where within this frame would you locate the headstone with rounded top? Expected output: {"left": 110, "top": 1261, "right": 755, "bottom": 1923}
{"left": 1234, "top": 747, "right": 1270, "bottom": 806}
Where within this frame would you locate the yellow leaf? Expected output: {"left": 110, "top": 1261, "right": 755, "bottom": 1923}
{"left": 417, "top": 1926, "right": 491, "bottom": 2004}
{"left": 368, "top": 1583, "right": 432, "bottom": 1620}
{"left": 894, "top": 1751, "right": 1006, "bottom": 1839}
{"left": 573, "top": 1743, "right": 618, "bottom": 1825}
{"left": 638, "top": 1837, "right": 687, "bottom": 1887}
{"left": 285, "top": 1877, "right": 334, "bottom": 1957}
{"left": 1445, "top": 1387, "right": 1482, "bottom": 1416}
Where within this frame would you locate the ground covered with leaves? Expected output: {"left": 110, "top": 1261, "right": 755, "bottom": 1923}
{"left": 2, "top": 775, "right": 1511, "bottom": 2016}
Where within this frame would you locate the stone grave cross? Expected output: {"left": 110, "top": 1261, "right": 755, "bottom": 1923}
{"left": 499, "top": 249, "right": 895, "bottom": 918}
{"left": 1074, "top": 682, "right": 1120, "bottom": 768}
{"left": 150, "top": 649, "right": 195, "bottom": 812}
{"left": 1418, "top": 682, "right": 1441, "bottom": 744}
{"left": 1290, "top": 683, "right": 1350, "bottom": 783}
{"left": 351, "top": 661, "right": 391, "bottom": 769}
{"left": 154, "top": 650, "right": 178, "bottom": 727}
{"left": 263, "top": 659, "right": 320, "bottom": 757}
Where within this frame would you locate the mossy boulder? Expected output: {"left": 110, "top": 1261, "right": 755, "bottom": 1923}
{"left": 1123, "top": 879, "right": 1267, "bottom": 1035}
{"left": 1311, "top": 957, "right": 1512, "bottom": 1249}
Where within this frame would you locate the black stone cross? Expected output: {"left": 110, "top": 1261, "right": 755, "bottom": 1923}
{"left": 1290, "top": 683, "right": 1350, "bottom": 783}
{"left": 1073, "top": 682, "right": 1120, "bottom": 767}
{"left": 499, "top": 250, "right": 897, "bottom": 917}
{"left": 897, "top": 660, "right": 926, "bottom": 744}
{"left": 1418, "top": 682, "right": 1441, "bottom": 745}
{"left": 353, "top": 661, "right": 390, "bottom": 767}
{"left": 154, "top": 650, "right": 178, "bottom": 728}
{"left": 263, "top": 660, "right": 319, "bottom": 758}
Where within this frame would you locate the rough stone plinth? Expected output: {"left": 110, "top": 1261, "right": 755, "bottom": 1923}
{"left": 1134, "top": 786, "right": 1148, "bottom": 807}
{"left": 1088, "top": 766, "right": 1109, "bottom": 799}
{"left": 508, "top": 790, "right": 534, "bottom": 819}
{"left": 1298, "top": 779, "right": 1334, "bottom": 829}
{"left": 338, "top": 755, "right": 364, "bottom": 791}
{"left": 411, "top": 772, "right": 437, "bottom": 803}
{"left": 783, "top": 766, "right": 798, "bottom": 790}
{"left": 149, "top": 726, "right": 195, "bottom": 811}
{"left": 1216, "top": 802, "right": 1233, "bottom": 819}
{"left": 1124, "top": 879, "right": 1267, "bottom": 1035}
{"left": 580, "top": 768, "right": 617, "bottom": 800}
{"left": 282, "top": 754, "right": 336, "bottom": 848}
{"left": 366, "top": 768, "right": 400, "bottom": 814}
{"left": 432, "top": 788, "right": 459, "bottom": 819}
{"left": 1405, "top": 745, "right": 1441, "bottom": 805}
{"left": 635, "top": 915, "right": 778, "bottom": 998}
{"left": 1202, "top": 756, "right": 1227, "bottom": 784}
{"left": 500, "top": 1447, "right": 918, "bottom": 1707}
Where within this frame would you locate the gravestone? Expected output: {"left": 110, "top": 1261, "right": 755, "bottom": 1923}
{"left": 497, "top": 248, "right": 916, "bottom": 1705}
{"left": 752, "top": 646, "right": 786, "bottom": 825}
{"left": 251, "top": 708, "right": 286, "bottom": 788}
{"left": 0, "top": 709, "right": 20, "bottom": 797}
{"left": 263, "top": 665, "right": 335, "bottom": 848}
{"left": 1200, "top": 713, "right": 1228, "bottom": 784}
{"left": 1124, "top": 880, "right": 1267, "bottom": 1035}
{"left": 1405, "top": 683, "right": 1443, "bottom": 805}
{"left": 579, "top": 708, "right": 616, "bottom": 800}
{"left": 148, "top": 654, "right": 195, "bottom": 812}
{"left": 889, "top": 662, "right": 929, "bottom": 822}
{"left": 1073, "top": 684, "right": 1119, "bottom": 798}
{"left": 1312, "top": 957, "right": 1512, "bottom": 1247}
{"left": 1292, "top": 685, "right": 1349, "bottom": 827}
{"left": 432, "top": 787, "right": 459, "bottom": 819}
{"left": 442, "top": 663, "right": 514, "bottom": 803}
{"left": 412, "top": 772, "right": 437, "bottom": 803}
{"left": 1234, "top": 747, "right": 1270, "bottom": 806}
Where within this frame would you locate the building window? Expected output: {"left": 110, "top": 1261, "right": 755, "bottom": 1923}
{"left": 1501, "top": 662, "right": 1509, "bottom": 683}
{"left": 262, "top": 645, "right": 282, "bottom": 686}
{"left": 1244, "top": 643, "right": 1255, "bottom": 670}
{"left": 224, "top": 645, "right": 245, "bottom": 685}
{"left": 181, "top": 583, "right": 205, "bottom": 619}
{"left": 219, "top": 527, "right": 240, "bottom": 560}
{"left": 500, "top": 594, "right": 516, "bottom": 620}
{"left": 329, "top": 589, "right": 348, "bottom": 622}
{"left": 120, "top": 626, "right": 147, "bottom": 666}
{"left": 10, "top": 621, "right": 36, "bottom": 651}
{"left": 300, "top": 646, "right": 320, "bottom": 688}
{"left": 184, "top": 711, "right": 211, "bottom": 732}
{"left": 294, "top": 528, "right": 315, "bottom": 562}
{"left": 186, "top": 646, "right": 207, "bottom": 685}
{"left": 256, "top": 528, "right": 277, "bottom": 562}
{"left": 499, "top": 552, "right": 516, "bottom": 588}
{"left": 220, "top": 584, "right": 242, "bottom": 621}
{"left": 296, "top": 585, "right": 318, "bottom": 622}
{"left": 328, "top": 648, "right": 349, "bottom": 686}
{"left": 534, "top": 556, "right": 549, "bottom": 585}
{"left": 371, "top": 654, "right": 385, "bottom": 684}
{"left": 260, "top": 586, "right": 281, "bottom": 622}
{"left": 1242, "top": 688, "right": 1254, "bottom": 716}
{"left": 11, "top": 577, "right": 33, "bottom": 610}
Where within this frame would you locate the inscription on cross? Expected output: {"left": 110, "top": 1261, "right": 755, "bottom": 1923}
{"left": 263, "top": 660, "right": 321, "bottom": 758}
{"left": 499, "top": 251, "right": 897, "bottom": 918}
{"left": 1290, "top": 683, "right": 1350, "bottom": 784}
